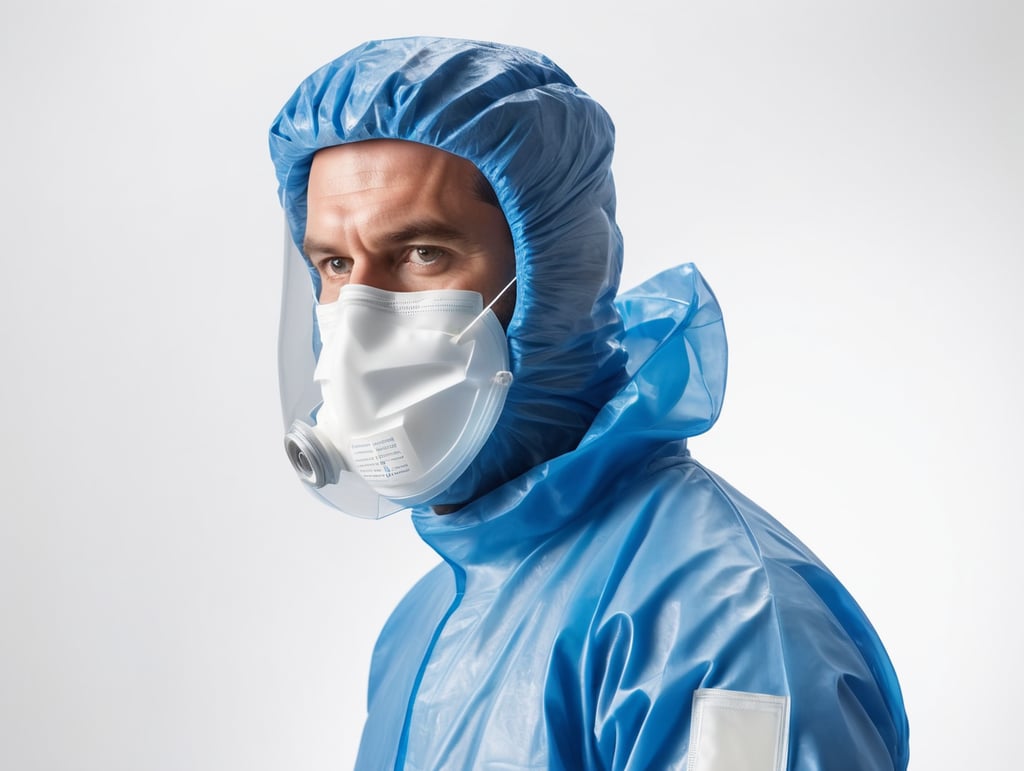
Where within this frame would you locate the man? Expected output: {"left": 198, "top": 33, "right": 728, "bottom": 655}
{"left": 270, "top": 37, "right": 909, "bottom": 769}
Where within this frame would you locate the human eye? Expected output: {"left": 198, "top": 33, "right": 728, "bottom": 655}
{"left": 406, "top": 246, "right": 447, "bottom": 266}
{"left": 318, "top": 256, "right": 352, "bottom": 277}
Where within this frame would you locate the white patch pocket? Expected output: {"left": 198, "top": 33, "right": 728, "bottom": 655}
{"left": 686, "top": 688, "right": 790, "bottom": 771}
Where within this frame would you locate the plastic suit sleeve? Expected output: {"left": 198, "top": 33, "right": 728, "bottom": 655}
{"left": 541, "top": 460, "right": 905, "bottom": 770}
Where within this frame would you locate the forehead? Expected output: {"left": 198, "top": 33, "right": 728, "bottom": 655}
{"left": 307, "top": 139, "right": 480, "bottom": 200}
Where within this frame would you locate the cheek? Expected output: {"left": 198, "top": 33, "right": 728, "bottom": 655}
{"left": 491, "top": 287, "right": 516, "bottom": 329}
{"left": 318, "top": 283, "right": 341, "bottom": 304}
{"left": 482, "top": 257, "right": 517, "bottom": 328}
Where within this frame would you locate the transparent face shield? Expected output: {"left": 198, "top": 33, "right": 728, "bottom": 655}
{"left": 277, "top": 232, "right": 514, "bottom": 519}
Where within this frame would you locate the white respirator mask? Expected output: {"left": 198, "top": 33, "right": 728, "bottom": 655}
{"left": 282, "top": 278, "right": 515, "bottom": 519}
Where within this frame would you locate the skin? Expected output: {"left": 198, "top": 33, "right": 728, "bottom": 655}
{"left": 303, "top": 139, "right": 516, "bottom": 325}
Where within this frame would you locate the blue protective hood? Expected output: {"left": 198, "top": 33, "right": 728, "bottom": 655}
{"left": 269, "top": 38, "right": 719, "bottom": 507}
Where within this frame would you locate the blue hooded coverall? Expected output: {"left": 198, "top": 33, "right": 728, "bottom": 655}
{"left": 270, "top": 37, "right": 909, "bottom": 770}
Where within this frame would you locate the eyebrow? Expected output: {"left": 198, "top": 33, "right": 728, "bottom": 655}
{"left": 301, "top": 237, "right": 339, "bottom": 257}
{"left": 383, "top": 219, "right": 471, "bottom": 245}
{"left": 302, "top": 219, "right": 472, "bottom": 257}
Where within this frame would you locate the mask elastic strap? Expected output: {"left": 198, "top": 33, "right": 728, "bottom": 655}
{"left": 451, "top": 276, "right": 517, "bottom": 345}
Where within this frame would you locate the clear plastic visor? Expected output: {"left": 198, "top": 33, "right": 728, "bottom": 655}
{"left": 277, "top": 231, "right": 406, "bottom": 519}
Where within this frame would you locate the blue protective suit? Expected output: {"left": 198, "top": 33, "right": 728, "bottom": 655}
{"left": 270, "top": 38, "right": 909, "bottom": 770}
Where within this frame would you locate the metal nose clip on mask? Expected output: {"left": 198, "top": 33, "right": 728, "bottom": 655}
{"left": 283, "top": 279, "right": 515, "bottom": 519}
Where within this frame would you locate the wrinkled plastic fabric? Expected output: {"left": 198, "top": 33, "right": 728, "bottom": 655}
{"left": 269, "top": 37, "right": 909, "bottom": 770}
{"left": 357, "top": 266, "right": 909, "bottom": 770}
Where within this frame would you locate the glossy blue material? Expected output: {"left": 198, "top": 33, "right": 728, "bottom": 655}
{"left": 270, "top": 38, "right": 909, "bottom": 770}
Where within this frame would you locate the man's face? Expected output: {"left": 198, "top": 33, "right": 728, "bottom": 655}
{"left": 303, "top": 139, "right": 516, "bottom": 325}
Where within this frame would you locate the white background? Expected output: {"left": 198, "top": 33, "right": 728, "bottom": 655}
{"left": 2, "top": 1, "right": 1021, "bottom": 769}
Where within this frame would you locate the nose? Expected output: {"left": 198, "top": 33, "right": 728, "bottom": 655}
{"left": 318, "top": 260, "right": 397, "bottom": 303}
{"left": 347, "top": 260, "right": 392, "bottom": 289}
